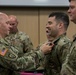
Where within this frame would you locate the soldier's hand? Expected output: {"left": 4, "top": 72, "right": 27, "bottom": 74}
{"left": 40, "top": 42, "right": 54, "bottom": 54}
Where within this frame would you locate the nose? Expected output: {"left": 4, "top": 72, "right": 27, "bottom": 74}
{"left": 8, "top": 23, "right": 12, "bottom": 29}
{"left": 67, "top": 8, "right": 71, "bottom": 14}
{"left": 46, "top": 23, "right": 49, "bottom": 28}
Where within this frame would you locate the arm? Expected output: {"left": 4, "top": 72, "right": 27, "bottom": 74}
{"left": 60, "top": 42, "right": 76, "bottom": 75}
{"left": 0, "top": 42, "right": 53, "bottom": 71}
{"left": 21, "top": 33, "right": 34, "bottom": 52}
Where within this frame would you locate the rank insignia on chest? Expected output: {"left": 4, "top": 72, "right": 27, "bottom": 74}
{"left": 0, "top": 48, "right": 8, "bottom": 56}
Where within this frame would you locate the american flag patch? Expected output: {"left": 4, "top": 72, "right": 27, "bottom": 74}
{"left": 0, "top": 48, "right": 8, "bottom": 56}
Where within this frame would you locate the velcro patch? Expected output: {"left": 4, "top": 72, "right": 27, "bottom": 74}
{"left": 0, "top": 48, "right": 8, "bottom": 56}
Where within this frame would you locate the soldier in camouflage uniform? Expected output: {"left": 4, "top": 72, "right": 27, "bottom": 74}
{"left": 5, "top": 15, "right": 33, "bottom": 57}
{"left": 36, "top": 12, "right": 71, "bottom": 75}
{"left": 5, "top": 15, "right": 49, "bottom": 75}
{"left": 60, "top": 0, "right": 76, "bottom": 75}
{"left": 0, "top": 12, "right": 53, "bottom": 75}
{"left": 5, "top": 15, "right": 34, "bottom": 75}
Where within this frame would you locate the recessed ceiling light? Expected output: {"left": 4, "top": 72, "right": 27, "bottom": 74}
{"left": 34, "top": 0, "right": 47, "bottom": 2}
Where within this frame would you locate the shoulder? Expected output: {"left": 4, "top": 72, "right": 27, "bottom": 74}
{"left": 18, "top": 31, "right": 30, "bottom": 39}
{"left": 18, "top": 31, "right": 27, "bottom": 36}
{"left": 18, "top": 31, "right": 29, "bottom": 37}
{"left": 58, "top": 36, "right": 71, "bottom": 46}
{"left": 0, "top": 42, "right": 18, "bottom": 61}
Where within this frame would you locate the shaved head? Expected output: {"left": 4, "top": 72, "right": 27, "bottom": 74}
{"left": 0, "top": 12, "right": 11, "bottom": 37}
{"left": 0, "top": 12, "right": 9, "bottom": 22}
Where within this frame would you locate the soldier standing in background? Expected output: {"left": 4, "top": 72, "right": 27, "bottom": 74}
{"left": 5, "top": 15, "right": 34, "bottom": 75}
{"left": 60, "top": 0, "right": 76, "bottom": 75}
{"left": 6, "top": 15, "right": 34, "bottom": 57}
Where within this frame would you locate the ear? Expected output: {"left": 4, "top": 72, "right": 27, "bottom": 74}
{"left": 58, "top": 22, "right": 63, "bottom": 29}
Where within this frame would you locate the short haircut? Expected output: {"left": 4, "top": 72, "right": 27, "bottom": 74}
{"left": 48, "top": 12, "right": 69, "bottom": 30}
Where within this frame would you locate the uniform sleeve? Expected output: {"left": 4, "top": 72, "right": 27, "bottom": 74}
{"left": 0, "top": 45, "right": 19, "bottom": 69}
{"left": 60, "top": 43, "right": 76, "bottom": 75}
{"left": 60, "top": 63, "right": 74, "bottom": 75}
{"left": 59, "top": 42, "right": 71, "bottom": 64}
{"left": 0, "top": 45, "right": 44, "bottom": 71}
{"left": 12, "top": 50, "right": 44, "bottom": 71}
{"left": 35, "top": 44, "right": 45, "bottom": 70}
{"left": 20, "top": 33, "right": 34, "bottom": 52}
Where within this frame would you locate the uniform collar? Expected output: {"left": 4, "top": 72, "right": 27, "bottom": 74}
{"left": 48, "top": 33, "right": 66, "bottom": 44}
{"left": 73, "top": 34, "right": 76, "bottom": 41}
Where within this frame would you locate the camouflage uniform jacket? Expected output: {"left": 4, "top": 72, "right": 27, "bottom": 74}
{"left": 5, "top": 31, "right": 34, "bottom": 57}
{"left": 5, "top": 31, "right": 34, "bottom": 75}
{"left": 0, "top": 38, "right": 44, "bottom": 75}
{"left": 60, "top": 34, "right": 76, "bottom": 75}
{"left": 43, "top": 33, "right": 71, "bottom": 75}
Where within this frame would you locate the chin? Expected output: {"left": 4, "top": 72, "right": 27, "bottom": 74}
{"left": 7, "top": 32, "right": 10, "bottom": 35}
{"left": 70, "top": 18, "right": 73, "bottom": 20}
{"left": 70, "top": 19, "right": 74, "bottom": 22}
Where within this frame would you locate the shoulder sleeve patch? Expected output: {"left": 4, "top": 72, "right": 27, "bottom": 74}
{"left": 0, "top": 48, "right": 8, "bottom": 56}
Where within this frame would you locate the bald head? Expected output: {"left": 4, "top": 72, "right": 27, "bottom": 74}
{"left": 9, "top": 15, "right": 18, "bottom": 33}
{"left": 0, "top": 12, "right": 11, "bottom": 37}
{"left": 0, "top": 12, "right": 9, "bottom": 23}
{"left": 9, "top": 15, "right": 17, "bottom": 22}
